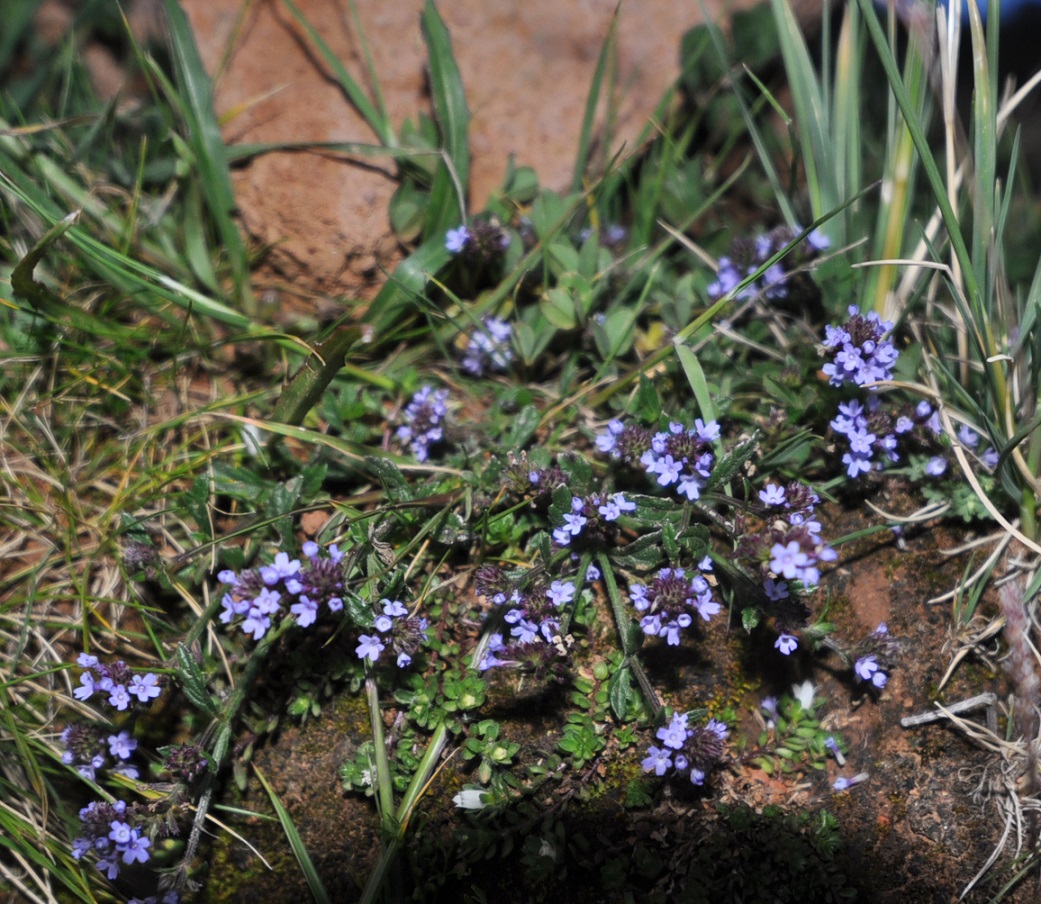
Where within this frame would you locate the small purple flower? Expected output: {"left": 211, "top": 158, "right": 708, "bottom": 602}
{"left": 825, "top": 736, "right": 846, "bottom": 766}
{"left": 769, "top": 542, "right": 810, "bottom": 581}
{"left": 854, "top": 654, "right": 877, "bottom": 681}
{"left": 356, "top": 634, "right": 385, "bottom": 663}
{"left": 461, "top": 316, "right": 513, "bottom": 375}
{"left": 925, "top": 456, "right": 947, "bottom": 477}
{"left": 641, "top": 746, "right": 672, "bottom": 776}
{"left": 95, "top": 853, "right": 120, "bottom": 880}
{"left": 833, "top": 772, "right": 868, "bottom": 792}
{"left": 759, "top": 484, "right": 786, "bottom": 506}
{"left": 107, "top": 685, "right": 131, "bottom": 711}
{"left": 957, "top": 424, "right": 980, "bottom": 448}
{"left": 598, "top": 492, "right": 636, "bottom": 521}
{"left": 120, "top": 829, "right": 150, "bottom": 865}
{"left": 108, "top": 821, "right": 132, "bottom": 845}
{"left": 546, "top": 581, "right": 575, "bottom": 607}
{"left": 74, "top": 671, "right": 97, "bottom": 701}
{"left": 241, "top": 608, "right": 271, "bottom": 641}
{"left": 107, "top": 731, "right": 137, "bottom": 760}
{"left": 127, "top": 673, "right": 161, "bottom": 703}
{"left": 761, "top": 696, "right": 779, "bottom": 724}
{"left": 445, "top": 225, "right": 470, "bottom": 253}
{"left": 775, "top": 634, "right": 798, "bottom": 656}
{"left": 397, "top": 386, "right": 450, "bottom": 462}
{"left": 290, "top": 597, "right": 319, "bottom": 627}
{"left": 260, "top": 552, "right": 301, "bottom": 586}
{"left": 656, "top": 714, "right": 690, "bottom": 750}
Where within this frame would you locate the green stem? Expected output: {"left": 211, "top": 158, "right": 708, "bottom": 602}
{"left": 366, "top": 671, "right": 397, "bottom": 829}
{"left": 596, "top": 552, "right": 660, "bottom": 713}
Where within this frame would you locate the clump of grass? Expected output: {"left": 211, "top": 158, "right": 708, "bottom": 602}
{"left": 6, "top": 0, "right": 1041, "bottom": 901}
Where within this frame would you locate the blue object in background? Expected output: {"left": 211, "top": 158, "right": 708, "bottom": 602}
{"left": 939, "top": 0, "right": 1041, "bottom": 24}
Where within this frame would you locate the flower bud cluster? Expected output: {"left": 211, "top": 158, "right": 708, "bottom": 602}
{"left": 72, "top": 654, "right": 162, "bottom": 711}
{"left": 218, "top": 542, "right": 345, "bottom": 641}
{"left": 596, "top": 417, "right": 721, "bottom": 502}
{"left": 396, "top": 385, "right": 449, "bottom": 462}
{"left": 163, "top": 743, "right": 209, "bottom": 785}
{"left": 641, "top": 713, "right": 728, "bottom": 785}
{"left": 500, "top": 451, "right": 567, "bottom": 501}
{"left": 355, "top": 598, "right": 428, "bottom": 668}
{"left": 629, "top": 562, "right": 721, "bottom": 645}
{"left": 707, "top": 225, "right": 829, "bottom": 301}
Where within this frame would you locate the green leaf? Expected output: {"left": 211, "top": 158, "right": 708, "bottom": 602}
{"left": 741, "top": 607, "right": 761, "bottom": 632}
{"left": 504, "top": 404, "right": 541, "bottom": 448}
{"left": 675, "top": 343, "right": 716, "bottom": 424}
{"left": 362, "top": 236, "right": 452, "bottom": 339}
{"left": 707, "top": 432, "right": 760, "bottom": 490}
{"left": 607, "top": 665, "right": 633, "bottom": 720}
{"left": 176, "top": 645, "right": 217, "bottom": 717}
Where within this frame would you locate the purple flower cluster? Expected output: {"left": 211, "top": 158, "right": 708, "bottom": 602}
{"left": 72, "top": 800, "right": 153, "bottom": 882}
{"left": 396, "top": 385, "right": 449, "bottom": 462}
{"left": 707, "top": 225, "right": 830, "bottom": 301}
{"left": 629, "top": 562, "right": 721, "bottom": 645}
{"left": 551, "top": 491, "right": 636, "bottom": 548}
{"left": 596, "top": 418, "right": 721, "bottom": 502}
{"left": 61, "top": 724, "right": 139, "bottom": 781}
{"left": 830, "top": 396, "right": 948, "bottom": 479}
{"left": 852, "top": 622, "right": 897, "bottom": 689}
{"left": 461, "top": 316, "right": 513, "bottom": 376}
{"left": 355, "top": 598, "right": 428, "bottom": 668}
{"left": 641, "top": 712, "right": 728, "bottom": 785}
{"left": 473, "top": 565, "right": 584, "bottom": 679}
{"left": 821, "top": 305, "right": 899, "bottom": 388}
{"left": 217, "top": 542, "right": 344, "bottom": 641}
{"left": 444, "top": 219, "right": 511, "bottom": 257}
{"left": 72, "top": 654, "right": 162, "bottom": 711}
{"left": 735, "top": 481, "right": 837, "bottom": 655}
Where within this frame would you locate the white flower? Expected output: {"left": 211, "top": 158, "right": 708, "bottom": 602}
{"left": 452, "top": 789, "right": 488, "bottom": 810}
{"left": 538, "top": 838, "right": 558, "bottom": 861}
{"left": 792, "top": 679, "right": 817, "bottom": 711}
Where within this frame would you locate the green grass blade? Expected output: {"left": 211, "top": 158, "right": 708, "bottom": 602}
{"left": 280, "top": 0, "right": 394, "bottom": 147}
{"left": 570, "top": 6, "right": 619, "bottom": 193}
{"left": 162, "top": 0, "right": 254, "bottom": 314}
{"left": 769, "top": 0, "right": 833, "bottom": 219}
{"left": 675, "top": 344, "right": 716, "bottom": 424}
{"left": 420, "top": 0, "right": 471, "bottom": 236}
{"left": 697, "top": 5, "right": 797, "bottom": 226}
{"left": 253, "top": 765, "right": 331, "bottom": 904}
{"left": 853, "top": 0, "right": 977, "bottom": 302}
{"left": 361, "top": 236, "right": 453, "bottom": 339}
